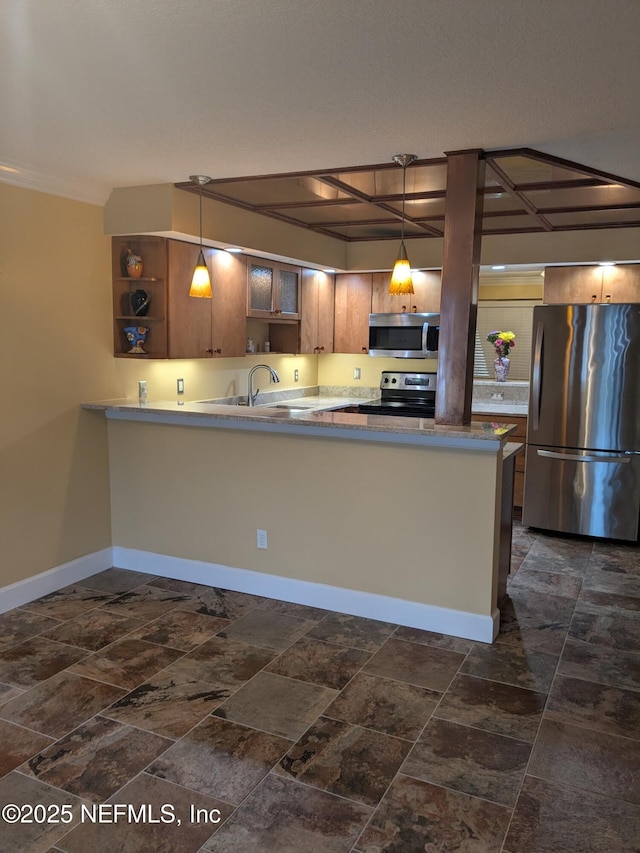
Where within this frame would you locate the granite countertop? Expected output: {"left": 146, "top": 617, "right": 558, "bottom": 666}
{"left": 472, "top": 400, "right": 528, "bottom": 417}
{"left": 83, "top": 397, "right": 518, "bottom": 451}
{"left": 471, "top": 380, "right": 529, "bottom": 417}
{"left": 199, "top": 395, "right": 359, "bottom": 412}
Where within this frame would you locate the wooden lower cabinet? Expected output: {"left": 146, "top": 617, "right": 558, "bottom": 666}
{"left": 473, "top": 413, "right": 527, "bottom": 508}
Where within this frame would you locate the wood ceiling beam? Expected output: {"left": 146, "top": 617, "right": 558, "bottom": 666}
{"left": 486, "top": 158, "right": 554, "bottom": 232}
{"left": 317, "top": 176, "right": 444, "bottom": 237}
{"left": 501, "top": 147, "right": 640, "bottom": 191}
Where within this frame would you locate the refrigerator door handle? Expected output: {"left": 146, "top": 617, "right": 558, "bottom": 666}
{"left": 537, "top": 449, "right": 631, "bottom": 464}
{"left": 531, "top": 320, "right": 544, "bottom": 431}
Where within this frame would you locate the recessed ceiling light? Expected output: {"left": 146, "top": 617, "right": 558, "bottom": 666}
{"left": 491, "top": 265, "right": 506, "bottom": 270}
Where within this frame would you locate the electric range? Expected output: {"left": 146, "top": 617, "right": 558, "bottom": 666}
{"left": 358, "top": 371, "right": 437, "bottom": 418}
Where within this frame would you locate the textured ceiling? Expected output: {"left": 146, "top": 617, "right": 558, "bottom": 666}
{"left": 1, "top": 0, "right": 640, "bottom": 205}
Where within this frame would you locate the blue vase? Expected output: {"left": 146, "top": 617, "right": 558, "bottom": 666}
{"left": 123, "top": 326, "right": 149, "bottom": 354}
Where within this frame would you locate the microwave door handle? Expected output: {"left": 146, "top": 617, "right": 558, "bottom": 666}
{"left": 422, "top": 322, "right": 428, "bottom": 353}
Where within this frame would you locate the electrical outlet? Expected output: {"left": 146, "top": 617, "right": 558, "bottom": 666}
{"left": 177, "top": 378, "right": 184, "bottom": 395}
{"left": 257, "top": 529, "right": 268, "bottom": 549}
{"left": 354, "top": 367, "right": 361, "bottom": 380}
{"left": 491, "top": 392, "right": 504, "bottom": 401}
{"left": 294, "top": 369, "right": 299, "bottom": 382}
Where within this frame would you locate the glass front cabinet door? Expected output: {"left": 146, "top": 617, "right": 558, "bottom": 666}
{"left": 247, "top": 258, "right": 301, "bottom": 320}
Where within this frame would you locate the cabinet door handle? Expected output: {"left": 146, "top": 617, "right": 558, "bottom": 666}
{"left": 205, "top": 348, "right": 214, "bottom": 354}
{"left": 214, "top": 348, "right": 222, "bottom": 355}
{"left": 361, "top": 346, "right": 368, "bottom": 352}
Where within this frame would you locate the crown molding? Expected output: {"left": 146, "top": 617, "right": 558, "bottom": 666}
{"left": 0, "top": 159, "right": 110, "bottom": 206}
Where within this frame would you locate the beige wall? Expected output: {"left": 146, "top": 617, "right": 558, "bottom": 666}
{"left": 0, "top": 182, "right": 324, "bottom": 591}
{"left": 108, "top": 420, "right": 500, "bottom": 616}
{"left": 112, "top": 353, "right": 319, "bottom": 407}
{"left": 0, "top": 183, "right": 118, "bottom": 585}
{"left": 318, "top": 354, "right": 437, "bottom": 388}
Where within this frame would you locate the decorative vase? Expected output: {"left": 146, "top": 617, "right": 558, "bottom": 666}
{"left": 126, "top": 249, "right": 143, "bottom": 279}
{"left": 131, "top": 289, "right": 150, "bottom": 316}
{"left": 494, "top": 355, "right": 510, "bottom": 382}
{"left": 123, "top": 325, "right": 149, "bottom": 354}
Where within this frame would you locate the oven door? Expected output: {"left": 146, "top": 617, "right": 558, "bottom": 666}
{"left": 358, "top": 402, "right": 436, "bottom": 418}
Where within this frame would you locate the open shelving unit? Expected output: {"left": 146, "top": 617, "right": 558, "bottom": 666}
{"left": 112, "top": 236, "right": 168, "bottom": 358}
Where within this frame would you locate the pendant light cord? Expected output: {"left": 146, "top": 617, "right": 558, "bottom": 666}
{"left": 401, "top": 161, "right": 406, "bottom": 244}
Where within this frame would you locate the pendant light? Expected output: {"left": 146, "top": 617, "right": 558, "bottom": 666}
{"left": 189, "top": 174, "right": 212, "bottom": 298}
{"left": 389, "top": 154, "right": 417, "bottom": 295}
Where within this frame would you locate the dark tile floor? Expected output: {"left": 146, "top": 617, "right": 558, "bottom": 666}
{"left": 0, "top": 524, "right": 639, "bottom": 852}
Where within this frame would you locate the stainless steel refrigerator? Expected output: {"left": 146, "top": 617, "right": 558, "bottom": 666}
{"left": 523, "top": 303, "right": 640, "bottom": 541}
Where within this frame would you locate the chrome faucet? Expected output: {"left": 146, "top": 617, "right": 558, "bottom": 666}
{"left": 248, "top": 364, "right": 280, "bottom": 406}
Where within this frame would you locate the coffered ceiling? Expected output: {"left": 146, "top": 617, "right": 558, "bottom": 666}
{"left": 176, "top": 148, "right": 640, "bottom": 242}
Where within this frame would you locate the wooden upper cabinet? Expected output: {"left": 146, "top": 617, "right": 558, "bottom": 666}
{"left": 209, "top": 250, "right": 247, "bottom": 357}
{"left": 167, "top": 241, "right": 214, "bottom": 359}
{"left": 112, "top": 237, "right": 248, "bottom": 360}
{"left": 334, "top": 273, "right": 372, "bottom": 354}
{"left": 371, "top": 270, "right": 441, "bottom": 314}
{"left": 544, "top": 264, "right": 640, "bottom": 304}
{"left": 112, "top": 236, "right": 168, "bottom": 358}
{"left": 247, "top": 258, "right": 301, "bottom": 320}
{"left": 543, "top": 265, "right": 604, "bottom": 304}
{"left": 602, "top": 264, "right": 640, "bottom": 303}
{"left": 300, "top": 269, "right": 335, "bottom": 354}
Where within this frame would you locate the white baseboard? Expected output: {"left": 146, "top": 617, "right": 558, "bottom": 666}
{"left": 0, "top": 548, "right": 114, "bottom": 614}
{"left": 113, "top": 547, "right": 499, "bottom": 643}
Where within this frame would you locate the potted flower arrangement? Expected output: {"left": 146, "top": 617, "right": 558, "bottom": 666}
{"left": 487, "top": 330, "right": 515, "bottom": 381}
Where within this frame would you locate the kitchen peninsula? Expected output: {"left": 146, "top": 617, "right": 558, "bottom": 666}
{"left": 85, "top": 399, "right": 518, "bottom": 643}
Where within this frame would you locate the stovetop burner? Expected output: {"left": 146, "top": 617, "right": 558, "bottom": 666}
{"left": 358, "top": 371, "right": 437, "bottom": 418}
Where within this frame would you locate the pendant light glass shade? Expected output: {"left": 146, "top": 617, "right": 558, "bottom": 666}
{"left": 190, "top": 248, "right": 212, "bottom": 298}
{"left": 189, "top": 174, "right": 212, "bottom": 298}
{"left": 389, "top": 154, "right": 417, "bottom": 295}
{"left": 389, "top": 243, "right": 413, "bottom": 294}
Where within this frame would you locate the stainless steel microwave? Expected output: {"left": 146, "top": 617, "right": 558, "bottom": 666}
{"left": 368, "top": 313, "right": 440, "bottom": 358}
